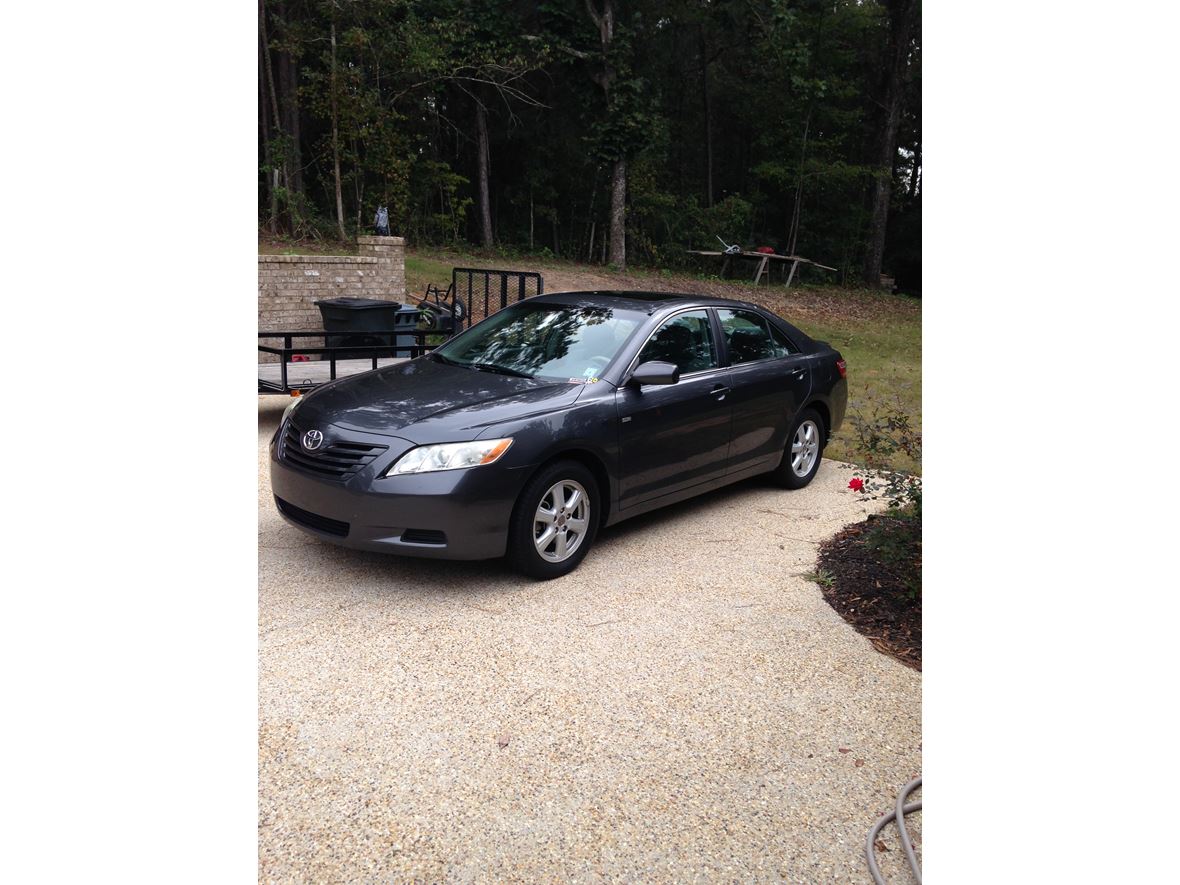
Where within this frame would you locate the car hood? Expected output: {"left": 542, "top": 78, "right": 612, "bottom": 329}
{"left": 294, "top": 355, "right": 588, "bottom": 443}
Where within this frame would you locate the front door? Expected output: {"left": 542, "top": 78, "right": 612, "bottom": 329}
{"left": 615, "top": 309, "right": 732, "bottom": 507}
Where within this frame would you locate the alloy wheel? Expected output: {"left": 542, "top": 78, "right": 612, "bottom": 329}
{"left": 533, "top": 480, "right": 590, "bottom": 563}
{"left": 791, "top": 419, "right": 821, "bottom": 477}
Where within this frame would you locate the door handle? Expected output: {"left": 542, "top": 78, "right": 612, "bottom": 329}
{"left": 789, "top": 367, "right": 806, "bottom": 377}
{"left": 711, "top": 384, "right": 730, "bottom": 400}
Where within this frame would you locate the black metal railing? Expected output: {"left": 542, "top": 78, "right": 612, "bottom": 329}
{"left": 452, "top": 267, "right": 543, "bottom": 332}
{"left": 258, "top": 329, "right": 437, "bottom": 394}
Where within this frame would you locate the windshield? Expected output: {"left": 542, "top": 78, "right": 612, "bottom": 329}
{"left": 433, "top": 302, "right": 645, "bottom": 381}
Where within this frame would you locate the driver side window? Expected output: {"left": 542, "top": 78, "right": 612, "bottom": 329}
{"left": 637, "top": 310, "right": 719, "bottom": 375}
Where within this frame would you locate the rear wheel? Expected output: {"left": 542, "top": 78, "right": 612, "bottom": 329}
{"left": 507, "top": 460, "right": 600, "bottom": 579}
{"left": 772, "top": 408, "right": 825, "bottom": 489}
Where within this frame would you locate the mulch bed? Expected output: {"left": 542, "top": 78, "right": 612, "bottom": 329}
{"left": 815, "top": 515, "right": 922, "bottom": 670}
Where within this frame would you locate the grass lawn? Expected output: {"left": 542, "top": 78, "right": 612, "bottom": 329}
{"left": 404, "top": 246, "right": 921, "bottom": 473}
{"left": 262, "top": 236, "right": 921, "bottom": 473}
{"left": 798, "top": 312, "right": 920, "bottom": 472}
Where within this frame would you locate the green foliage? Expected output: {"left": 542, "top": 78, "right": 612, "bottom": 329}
{"left": 408, "top": 159, "right": 473, "bottom": 244}
{"left": 260, "top": 0, "right": 920, "bottom": 277}
{"left": 803, "top": 568, "right": 836, "bottom": 588}
{"left": 847, "top": 396, "right": 922, "bottom": 513}
{"left": 847, "top": 396, "right": 922, "bottom": 599}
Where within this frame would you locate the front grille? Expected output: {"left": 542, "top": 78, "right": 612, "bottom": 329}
{"left": 281, "top": 421, "right": 388, "bottom": 479}
{"left": 275, "top": 496, "right": 349, "bottom": 537}
{"left": 400, "top": 529, "right": 447, "bottom": 546}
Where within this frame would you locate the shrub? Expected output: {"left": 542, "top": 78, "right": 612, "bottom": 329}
{"left": 846, "top": 396, "right": 922, "bottom": 516}
{"left": 846, "top": 397, "right": 922, "bottom": 599}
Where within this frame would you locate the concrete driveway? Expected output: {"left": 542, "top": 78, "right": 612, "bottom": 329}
{"left": 258, "top": 397, "right": 921, "bottom": 883}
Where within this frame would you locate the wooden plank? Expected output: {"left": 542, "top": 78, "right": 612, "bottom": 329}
{"left": 259, "top": 357, "right": 409, "bottom": 391}
{"left": 686, "top": 249, "right": 835, "bottom": 274}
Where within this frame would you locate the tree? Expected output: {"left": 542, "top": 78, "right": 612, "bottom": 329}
{"left": 257, "top": 0, "right": 922, "bottom": 290}
{"left": 583, "top": 0, "right": 627, "bottom": 269}
{"left": 862, "top": 0, "right": 919, "bottom": 287}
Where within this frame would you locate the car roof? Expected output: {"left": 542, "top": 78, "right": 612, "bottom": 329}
{"left": 528, "top": 290, "right": 766, "bottom": 315}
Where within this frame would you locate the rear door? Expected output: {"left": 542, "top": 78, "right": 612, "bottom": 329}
{"left": 615, "top": 309, "right": 733, "bottom": 507}
{"left": 717, "top": 308, "right": 812, "bottom": 472}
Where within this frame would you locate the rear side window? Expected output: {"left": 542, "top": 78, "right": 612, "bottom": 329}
{"left": 637, "top": 310, "right": 719, "bottom": 374}
{"left": 718, "top": 309, "right": 796, "bottom": 363}
{"left": 767, "top": 323, "right": 798, "bottom": 356}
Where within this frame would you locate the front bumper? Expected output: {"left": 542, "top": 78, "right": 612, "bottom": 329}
{"left": 269, "top": 422, "right": 526, "bottom": 560}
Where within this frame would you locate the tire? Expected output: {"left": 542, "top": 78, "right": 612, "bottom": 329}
{"left": 507, "top": 460, "right": 600, "bottom": 579}
{"left": 772, "top": 408, "right": 826, "bottom": 489}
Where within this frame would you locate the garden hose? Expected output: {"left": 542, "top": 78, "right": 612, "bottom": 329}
{"left": 865, "top": 777, "right": 922, "bottom": 884}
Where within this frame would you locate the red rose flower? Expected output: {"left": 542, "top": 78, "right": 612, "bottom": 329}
{"left": 848, "top": 477, "right": 865, "bottom": 492}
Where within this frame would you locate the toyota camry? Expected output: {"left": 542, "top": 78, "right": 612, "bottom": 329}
{"left": 270, "top": 291, "right": 848, "bottom": 578}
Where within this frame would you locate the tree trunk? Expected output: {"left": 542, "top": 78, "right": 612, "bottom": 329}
{"left": 787, "top": 115, "right": 811, "bottom": 255}
{"left": 475, "top": 101, "right": 494, "bottom": 247}
{"left": 584, "top": 168, "right": 598, "bottom": 261}
{"left": 862, "top": 0, "right": 918, "bottom": 287}
{"left": 281, "top": 52, "right": 303, "bottom": 196}
{"left": 700, "top": 26, "right": 714, "bottom": 208}
{"left": 609, "top": 157, "right": 626, "bottom": 269}
{"left": 259, "top": 0, "right": 285, "bottom": 231}
{"left": 275, "top": 1, "right": 303, "bottom": 197}
{"left": 259, "top": 21, "right": 277, "bottom": 234}
{"left": 586, "top": 0, "right": 626, "bottom": 270}
{"left": 329, "top": 20, "right": 347, "bottom": 242}
{"left": 354, "top": 161, "right": 364, "bottom": 233}
{"left": 911, "top": 140, "right": 921, "bottom": 196}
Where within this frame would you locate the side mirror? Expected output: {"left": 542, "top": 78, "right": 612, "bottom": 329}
{"left": 630, "top": 360, "right": 680, "bottom": 386}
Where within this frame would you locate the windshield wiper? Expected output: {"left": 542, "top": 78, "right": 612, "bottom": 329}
{"left": 470, "top": 362, "right": 534, "bottom": 379}
{"left": 431, "top": 351, "right": 461, "bottom": 367}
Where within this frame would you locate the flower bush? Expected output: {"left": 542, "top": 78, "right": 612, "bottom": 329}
{"left": 845, "top": 396, "right": 922, "bottom": 599}
{"left": 845, "top": 395, "right": 922, "bottom": 516}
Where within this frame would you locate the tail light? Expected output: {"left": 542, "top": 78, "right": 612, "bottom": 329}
{"left": 836, "top": 358, "right": 847, "bottom": 378}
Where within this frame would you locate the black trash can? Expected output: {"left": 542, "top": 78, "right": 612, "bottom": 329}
{"left": 315, "top": 297, "right": 405, "bottom": 359}
{"left": 392, "top": 304, "right": 424, "bottom": 358}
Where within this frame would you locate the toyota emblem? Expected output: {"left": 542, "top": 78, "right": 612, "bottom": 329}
{"left": 302, "top": 429, "right": 324, "bottom": 451}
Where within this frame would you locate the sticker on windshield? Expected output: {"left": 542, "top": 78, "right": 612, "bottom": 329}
{"left": 567, "top": 377, "right": 599, "bottom": 385}
{"left": 582, "top": 367, "right": 599, "bottom": 379}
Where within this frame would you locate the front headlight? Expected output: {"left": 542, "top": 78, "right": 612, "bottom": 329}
{"left": 385, "top": 438, "right": 514, "bottom": 476}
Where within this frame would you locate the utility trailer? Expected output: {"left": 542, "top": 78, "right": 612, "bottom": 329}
{"left": 257, "top": 329, "right": 437, "bottom": 395}
{"left": 259, "top": 267, "right": 544, "bottom": 395}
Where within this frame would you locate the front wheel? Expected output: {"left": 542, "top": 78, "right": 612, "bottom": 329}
{"left": 772, "top": 408, "right": 825, "bottom": 489}
{"left": 507, "top": 460, "right": 600, "bottom": 579}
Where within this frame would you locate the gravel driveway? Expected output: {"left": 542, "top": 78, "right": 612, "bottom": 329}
{"left": 258, "top": 397, "right": 921, "bottom": 883}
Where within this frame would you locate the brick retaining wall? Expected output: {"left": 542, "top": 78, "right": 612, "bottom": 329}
{"left": 258, "top": 236, "right": 406, "bottom": 360}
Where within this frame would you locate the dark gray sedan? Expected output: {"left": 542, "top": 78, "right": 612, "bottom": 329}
{"left": 270, "top": 291, "right": 848, "bottom": 578}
